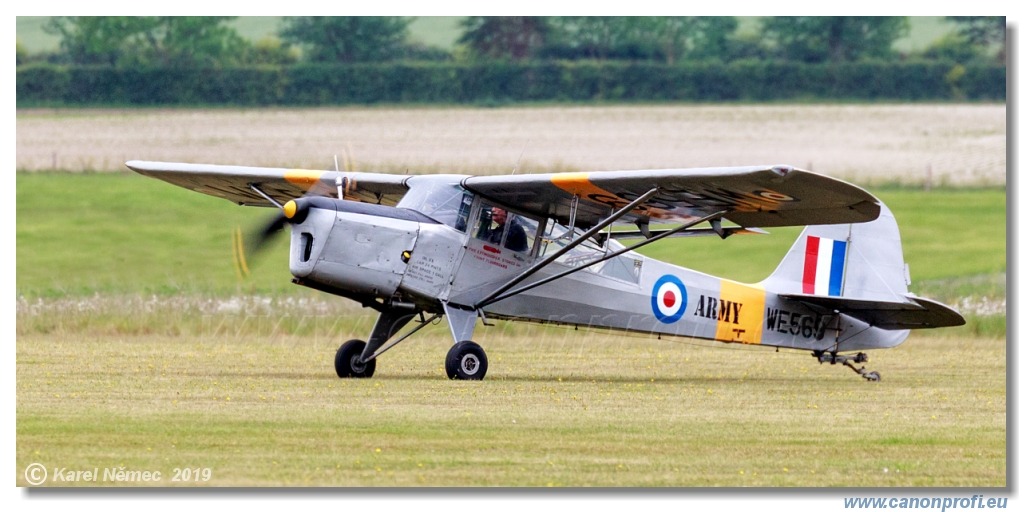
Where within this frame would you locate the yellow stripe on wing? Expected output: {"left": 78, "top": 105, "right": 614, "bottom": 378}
{"left": 550, "top": 172, "right": 601, "bottom": 196}
{"left": 550, "top": 172, "right": 676, "bottom": 220}
{"left": 284, "top": 169, "right": 325, "bottom": 190}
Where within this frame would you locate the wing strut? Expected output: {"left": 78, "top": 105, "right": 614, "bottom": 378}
{"left": 473, "top": 188, "right": 659, "bottom": 310}
{"left": 249, "top": 183, "right": 283, "bottom": 209}
{"left": 478, "top": 209, "right": 728, "bottom": 308}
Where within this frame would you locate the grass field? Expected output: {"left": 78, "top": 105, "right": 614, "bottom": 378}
{"left": 14, "top": 104, "right": 1007, "bottom": 489}
{"left": 16, "top": 330, "right": 1006, "bottom": 487}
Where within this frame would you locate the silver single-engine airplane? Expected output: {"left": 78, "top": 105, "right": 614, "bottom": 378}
{"left": 128, "top": 160, "right": 964, "bottom": 381}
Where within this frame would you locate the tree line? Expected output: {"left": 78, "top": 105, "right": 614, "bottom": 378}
{"left": 15, "top": 17, "right": 1006, "bottom": 105}
{"left": 17, "top": 16, "right": 1006, "bottom": 67}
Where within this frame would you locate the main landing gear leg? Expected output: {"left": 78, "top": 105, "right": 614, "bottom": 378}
{"left": 335, "top": 308, "right": 417, "bottom": 379}
{"left": 813, "top": 351, "right": 881, "bottom": 382}
{"left": 442, "top": 303, "right": 488, "bottom": 380}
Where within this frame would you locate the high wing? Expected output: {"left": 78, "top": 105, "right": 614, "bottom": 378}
{"left": 463, "top": 165, "right": 880, "bottom": 229}
{"left": 128, "top": 162, "right": 880, "bottom": 230}
{"left": 779, "top": 293, "right": 967, "bottom": 329}
{"left": 125, "top": 161, "right": 409, "bottom": 206}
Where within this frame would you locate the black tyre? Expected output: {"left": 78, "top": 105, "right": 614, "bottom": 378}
{"left": 445, "top": 341, "right": 488, "bottom": 380}
{"left": 335, "top": 339, "right": 376, "bottom": 378}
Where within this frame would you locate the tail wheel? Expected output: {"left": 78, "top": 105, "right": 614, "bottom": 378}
{"left": 335, "top": 339, "right": 376, "bottom": 378}
{"left": 445, "top": 341, "right": 488, "bottom": 380}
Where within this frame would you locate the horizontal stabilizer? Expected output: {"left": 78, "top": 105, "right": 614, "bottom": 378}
{"left": 779, "top": 293, "right": 966, "bottom": 330}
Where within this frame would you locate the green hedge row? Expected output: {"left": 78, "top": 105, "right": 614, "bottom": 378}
{"left": 17, "top": 61, "right": 1006, "bottom": 106}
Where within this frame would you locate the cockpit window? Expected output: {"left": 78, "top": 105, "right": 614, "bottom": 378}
{"left": 474, "top": 204, "right": 537, "bottom": 254}
{"left": 398, "top": 181, "right": 473, "bottom": 232}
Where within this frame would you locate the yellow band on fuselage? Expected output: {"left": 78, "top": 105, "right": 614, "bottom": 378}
{"left": 715, "top": 280, "right": 765, "bottom": 344}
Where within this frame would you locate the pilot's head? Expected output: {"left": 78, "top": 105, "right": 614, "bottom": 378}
{"left": 491, "top": 207, "right": 508, "bottom": 225}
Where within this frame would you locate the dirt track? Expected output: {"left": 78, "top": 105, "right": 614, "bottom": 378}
{"left": 16, "top": 104, "right": 1005, "bottom": 185}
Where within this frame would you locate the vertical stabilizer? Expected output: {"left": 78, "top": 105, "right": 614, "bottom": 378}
{"left": 763, "top": 201, "right": 910, "bottom": 302}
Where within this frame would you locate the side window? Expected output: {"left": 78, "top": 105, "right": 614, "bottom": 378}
{"left": 453, "top": 192, "right": 472, "bottom": 232}
{"left": 474, "top": 205, "right": 536, "bottom": 254}
{"left": 506, "top": 213, "right": 537, "bottom": 254}
{"left": 539, "top": 220, "right": 642, "bottom": 284}
{"left": 473, "top": 205, "right": 497, "bottom": 242}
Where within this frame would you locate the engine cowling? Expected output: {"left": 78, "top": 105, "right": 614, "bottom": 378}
{"left": 285, "top": 198, "right": 425, "bottom": 299}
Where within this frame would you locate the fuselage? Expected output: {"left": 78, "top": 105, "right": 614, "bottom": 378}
{"left": 286, "top": 190, "right": 908, "bottom": 354}
{"left": 477, "top": 244, "right": 909, "bottom": 353}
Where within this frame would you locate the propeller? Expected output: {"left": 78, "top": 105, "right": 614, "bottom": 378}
{"left": 232, "top": 150, "right": 352, "bottom": 279}
{"left": 232, "top": 211, "right": 289, "bottom": 279}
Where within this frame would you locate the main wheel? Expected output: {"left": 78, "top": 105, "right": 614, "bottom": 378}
{"left": 335, "top": 339, "right": 376, "bottom": 378}
{"left": 445, "top": 341, "right": 488, "bottom": 380}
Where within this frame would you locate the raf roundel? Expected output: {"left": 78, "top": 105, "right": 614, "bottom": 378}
{"left": 651, "top": 275, "right": 687, "bottom": 324}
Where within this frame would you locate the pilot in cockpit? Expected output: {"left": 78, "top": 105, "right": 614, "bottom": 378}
{"left": 479, "top": 207, "right": 529, "bottom": 253}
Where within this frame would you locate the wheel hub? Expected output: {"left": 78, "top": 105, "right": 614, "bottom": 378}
{"left": 350, "top": 355, "right": 366, "bottom": 373}
{"left": 461, "top": 354, "right": 479, "bottom": 375}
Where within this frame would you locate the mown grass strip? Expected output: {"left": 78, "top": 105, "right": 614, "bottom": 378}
{"left": 16, "top": 332, "right": 1005, "bottom": 487}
